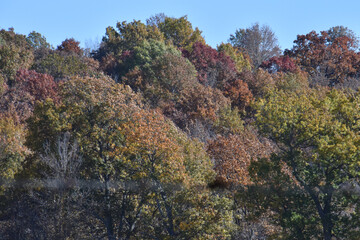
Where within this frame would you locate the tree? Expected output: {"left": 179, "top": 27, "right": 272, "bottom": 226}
{"left": 234, "top": 68, "right": 275, "bottom": 99}
{"left": 0, "top": 28, "right": 34, "bottom": 83}
{"left": 26, "top": 31, "right": 51, "bottom": 50}
{"left": 327, "top": 26, "right": 358, "bottom": 49}
{"left": 183, "top": 41, "right": 235, "bottom": 87}
{"left": 26, "top": 75, "right": 232, "bottom": 239}
{"left": 0, "top": 114, "right": 28, "bottom": 181}
{"left": 147, "top": 14, "right": 205, "bottom": 51}
{"left": 183, "top": 42, "right": 253, "bottom": 109}
{"left": 217, "top": 42, "right": 252, "bottom": 72}
{"left": 94, "top": 19, "right": 164, "bottom": 62}
{"left": 32, "top": 51, "right": 97, "bottom": 80}
{"left": 230, "top": 23, "right": 281, "bottom": 68}
{"left": 120, "top": 39, "right": 198, "bottom": 107}
{"left": 254, "top": 88, "right": 360, "bottom": 239}
{"left": 0, "top": 69, "right": 59, "bottom": 122}
{"left": 260, "top": 55, "right": 299, "bottom": 74}
{"left": 285, "top": 30, "right": 360, "bottom": 86}
{"left": 57, "top": 38, "right": 83, "bottom": 55}
{"left": 207, "top": 128, "right": 273, "bottom": 188}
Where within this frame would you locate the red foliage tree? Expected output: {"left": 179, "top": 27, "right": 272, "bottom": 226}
{"left": 223, "top": 78, "right": 253, "bottom": 110}
{"left": 15, "top": 69, "right": 59, "bottom": 102}
{"left": 182, "top": 42, "right": 237, "bottom": 87}
{"left": 285, "top": 31, "right": 360, "bottom": 85}
{"left": 183, "top": 42, "right": 253, "bottom": 108}
{"left": 0, "top": 69, "right": 59, "bottom": 122}
{"left": 57, "top": 38, "right": 83, "bottom": 55}
{"left": 260, "top": 55, "right": 299, "bottom": 74}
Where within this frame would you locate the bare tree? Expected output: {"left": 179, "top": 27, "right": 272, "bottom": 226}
{"left": 41, "top": 131, "right": 82, "bottom": 181}
{"left": 39, "top": 132, "right": 83, "bottom": 239}
{"left": 230, "top": 23, "right": 281, "bottom": 68}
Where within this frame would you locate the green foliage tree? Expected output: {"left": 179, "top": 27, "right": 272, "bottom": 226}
{"left": 121, "top": 39, "right": 198, "bottom": 107}
{"left": 217, "top": 42, "right": 252, "bottom": 72}
{"left": 253, "top": 88, "right": 360, "bottom": 239}
{"left": 147, "top": 14, "right": 205, "bottom": 51}
{"left": 0, "top": 115, "right": 28, "bottom": 181}
{"left": 26, "top": 31, "right": 51, "bottom": 50}
{"left": 0, "top": 28, "right": 34, "bottom": 83}
{"left": 33, "top": 52, "right": 97, "bottom": 80}
{"left": 94, "top": 20, "right": 164, "bottom": 62}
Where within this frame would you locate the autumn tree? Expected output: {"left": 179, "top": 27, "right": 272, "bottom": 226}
{"left": 253, "top": 88, "right": 360, "bottom": 239}
{"left": 285, "top": 30, "right": 360, "bottom": 86}
{"left": 0, "top": 114, "right": 28, "bottom": 182}
{"left": 0, "top": 28, "right": 34, "bottom": 83}
{"left": 183, "top": 42, "right": 253, "bottom": 109}
{"left": 230, "top": 23, "right": 281, "bottom": 68}
{"left": 207, "top": 128, "right": 273, "bottom": 188}
{"left": 260, "top": 55, "right": 299, "bottom": 74}
{"left": 233, "top": 68, "right": 274, "bottom": 99}
{"left": 0, "top": 69, "right": 59, "bottom": 122}
{"left": 25, "top": 75, "right": 232, "bottom": 239}
{"left": 57, "top": 38, "right": 83, "bottom": 55}
{"left": 327, "top": 26, "right": 359, "bottom": 49}
{"left": 217, "top": 42, "right": 252, "bottom": 72}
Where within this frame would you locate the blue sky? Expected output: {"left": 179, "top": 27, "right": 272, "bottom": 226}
{"left": 1, "top": 0, "right": 360, "bottom": 51}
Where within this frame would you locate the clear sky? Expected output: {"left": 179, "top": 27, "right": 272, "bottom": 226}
{"left": 1, "top": 0, "right": 360, "bottom": 51}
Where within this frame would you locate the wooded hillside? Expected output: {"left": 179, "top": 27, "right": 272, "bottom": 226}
{"left": 1, "top": 15, "right": 360, "bottom": 239}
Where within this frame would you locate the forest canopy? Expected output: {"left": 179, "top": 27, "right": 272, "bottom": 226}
{"left": 1, "top": 14, "right": 360, "bottom": 240}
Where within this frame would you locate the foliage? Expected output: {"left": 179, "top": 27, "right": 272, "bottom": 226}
{"left": 0, "top": 115, "right": 29, "bottom": 181}
{"left": 285, "top": 30, "right": 360, "bottom": 86}
{"left": 208, "top": 128, "right": 274, "bottom": 188}
{"left": 121, "top": 39, "right": 198, "bottom": 107}
{"left": 14, "top": 69, "right": 59, "bottom": 102}
{"left": 327, "top": 26, "right": 359, "bottom": 49}
{"left": 223, "top": 78, "right": 253, "bottom": 110}
{"left": 217, "top": 42, "right": 252, "bottom": 72}
{"left": 213, "top": 106, "right": 244, "bottom": 135}
{"left": 147, "top": 14, "right": 205, "bottom": 51}
{"left": 239, "top": 69, "right": 275, "bottom": 98}
{"left": 254, "top": 88, "right": 360, "bottom": 239}
{"left": 33, "top": 51, "right": 96, "bottom": 80}
{"left": 183, "top": 42, "right": 253, "bottom": 109}
{"left": 25, "top": 75, "right": 232, "bottom": 239}
{"left": 94, "top": 19, "right": 164, "bottom": 63}
{"left": 57, "top": 38, "right": 83, "bottom": 55}
{"left": 0, "top": 28, "right": 34, "bottom": 82}
{"left": 261, "top": 55, "right": 299, "bottom": 74}
{"left": 272, "top": 70, "right": 309, "bottom": 92}
{"left": 183, "top": 41, "right": 236, "bottom": 87}
{"left": 3, "top": 16, "right": 360, "bottom": 240}
{"left": 26, "top": 31, "right": 51, "bottom": 50}
{"left": 177, "top": 85, "right": 230, "bottom": 123}
{"left": 0, "top": 69, "right": 59, "bottom": 122}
